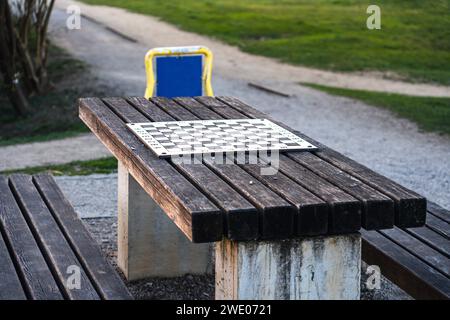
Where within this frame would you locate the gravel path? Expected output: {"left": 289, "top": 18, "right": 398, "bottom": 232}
{"left": 0, "top": 134, "right": 110, "bottom": 171}
{"left": 46, "top": 6, "right": 450, "bottom": 209}
{"left": 55, "top": 174, "right": 117, "bottom": 218}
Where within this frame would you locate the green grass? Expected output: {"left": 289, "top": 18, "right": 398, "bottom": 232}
{"left": 0, "top": 45, "right": 100, "bottom": 146}
{"left": 0, "top": 157, "right": 118, "bottom": 176}
{"left": 80, "top": 0, "right": 450, "bottom": 85}
{"left": 303, "top": 83, "right": 450, "bottom": 135}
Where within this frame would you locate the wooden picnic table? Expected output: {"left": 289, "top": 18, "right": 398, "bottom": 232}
{"left": 79, "top": 96, "right": 426, "bottom": 300}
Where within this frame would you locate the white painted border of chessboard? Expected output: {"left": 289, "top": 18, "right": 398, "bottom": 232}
{"left": 126, "top": 119, "right": 317, "bottom": 158}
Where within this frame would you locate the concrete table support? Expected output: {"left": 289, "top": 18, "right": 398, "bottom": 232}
{"left": 117, "top": 162, "right": 212, "bottom": 280}
{"left": 215, "top": 234, "right": 361, "bottom": 300}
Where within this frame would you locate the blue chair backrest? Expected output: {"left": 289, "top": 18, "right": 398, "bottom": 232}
{"left": 155, "top": 55, "right": 203, "bottom": 98}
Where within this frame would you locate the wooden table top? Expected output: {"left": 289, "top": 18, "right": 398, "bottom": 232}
{"left": 79, "top": 96, "right": 426, "bottom": 243}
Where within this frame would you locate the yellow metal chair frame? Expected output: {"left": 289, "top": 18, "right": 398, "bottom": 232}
{"left": 144, "top": 46, "right": 214, "bottom": 98}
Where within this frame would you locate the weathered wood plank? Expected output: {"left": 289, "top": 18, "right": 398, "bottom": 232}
{"left": 33, "top": 173, "right": 132, "bottom": 300}
{"left": 380, "top": 227, "right": 450, "bottom": 278}
{"left": 164, "top": 97, "right": 298, "bottom": 239}
{"left": 9, "top": 174, "right": 100, "bottom": 300}
{"left": 362, "top": 229, "right": 450, "bottom": 299}
{"left": 217, "top": 96, "right": 426, "bottom": 228}
{"left": 79, "top": 97, "right": 222, "bottom": 242}
{"left": 127, "top": 97, "right": 270, "bottom": 240}
{"left": 204, "top": 158, "right": 296, "bottom": 239}
{"left": 173, "top": 97, "right": 221, "bottom": 120}
{"left": 0, "top": 176, "right": 63, "bottom": 300}
{"left": 151, "top": 96, "right": 199, "bottom": 120}
{"left": 179, "top": 97, "right": 331, "bottom": 236}
{"left": 196, "top": 96, "right": 250, "bottom": 119}
{"left": 288, "top": 152, "right": 395, "bottom": 230}
{"left": 111, "top": 97, "right": 261, "bottom": 241}
{"left": 127, "top": 97, "right": 176, "bottom": 122}
{"left": 427, "top": 202, "right": 450, "bottom": 224}
{"left": 405, "top": 226, "right": 450, "bottom": 257}
{"left": 117, "top": 163, "right": 211, "bottom": 280}
{"left": 274, "top": 155, "right": 361, "bottom": 233}
{"left": 425, "top": 214, "right": 450, "bottom": 239}
{"left": 176, "top": 163, "right": 259, "bottom": 240}
{"left": 238, "top": 162, "right": 329, "bottom": 236}
{"left": 194, "top": 96, "right": 360, "bottom": 234}
{"left": 0, "top": 230, "right": 27, "bottom": 300}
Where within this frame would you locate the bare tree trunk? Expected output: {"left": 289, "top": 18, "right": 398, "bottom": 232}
{"left": 0, "top": 0, "right": 30, "bottom": 115}
{"left": 0, "top": 0, "right": 55, "bottom": 116}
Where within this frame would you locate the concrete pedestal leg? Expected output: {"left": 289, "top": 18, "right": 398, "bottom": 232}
{"left": 117, "top": 162, "right": 211, "bottom": 280}
{"left": 215, "top": 234, "right": 361, "bottom": 300}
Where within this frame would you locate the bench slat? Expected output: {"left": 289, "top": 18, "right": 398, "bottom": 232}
{"left": 380, "top": 227, "right": 450, "bottom": 278}
{"left": 425, "top": 214, "right": 450, "bottom": 239}
{"left": 427, "top": 202, "right": 450, "bottom": 224}
{"left": 0, "top": 230, "right": 27, "bottom": 300}
{"left": 79, "top": 98, "right": 222, "bottom": 242}
{"left": 0, "top": 176, "right": 63, "bottom": 300}
{"left": 362, "top": 229, "right": 450, "bottom": 300}
{"left": 129, "top": 97, "right": 260, "bottom": 240}
{"left": 194, "top": 97, "right": 363, "bottom": 233}
{"left": 217, "top": 96, "right": 426, "bottom": 228}
{"left": 406, "top": 226, "right": 450, "bottom": 258}
{"left": 33, "top": 173, "right": 133, "bottom": 300}
{"left": 9, "top": 174, "right": 100, "bottom": 300}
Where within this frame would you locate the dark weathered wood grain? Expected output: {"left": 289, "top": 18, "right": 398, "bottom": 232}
{"left": 173, "top": 97, "right": 221, "bottom": 120}
{"left": 217, "top": 96, "right": 426, "bottom": 228}
{"left": 204, "top": 158, "right": 296, "bottom": 239}
{"left": 405, "top": 226, "right": 450, "bottom": 257}
{"left": 288, "top": 152, "right": 394, "bottom": 230}
{"left": 0, "top": 230, "right": 27, "bottom": 300}
{"left": 9, "top": 174, "right": 100, "bottom": 300}
{"left": 0, "top": 176, "right": 63, "bottom": 300}
{"left": 185, "top": 97, "right": 332, "bottom": 236}
{"left": 362, "top": 229, "right": 450, "bottom": 300}
{"left": 380, "top": 227, "right": 450, "bottom": 277}
{"left": 108, "top": 97, "right": 261, "bottom": 241}
{"left": 196, "top": 96, "right": 250, "bottom": 119}
{"left": 175, "top": 163, "right": 259, "bottom": 240}
{"left": 239, "top": 162, "right": 329, "bottom": 236}
{"left": 79, "top": 97, "right": 222, "bottom": 242}
{"left": 425, "top": 214, "right": 450, "bottom": 239}
{"left": 194, "top": 96, "right": 363, "bottom": 233}
{"left": 427, "top": 202, "right": 450, "bottom": 223}
{"left": 275, "top": 155, "right": 361, "bottom": 233}
{"left": 128, "top": 97, "right": 288, "bottom": 240}
{"left": 33, "top": 173, "right": 132, "bottom": 300}
{"left": 151, "top": 96, "right": 199, "bottom": 120}
{"left": 168, "top": 97, "right": 301, "bottom": 238}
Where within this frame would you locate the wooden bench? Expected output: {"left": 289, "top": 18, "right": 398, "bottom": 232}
{"left": 0, "top": 173, "right": 132, "bottom": 300}
{"left": 363, "top": 201, "right": 450, "bottom": 300}
{"left": 79, "top": 95, "right": 428, "bottom": 300}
